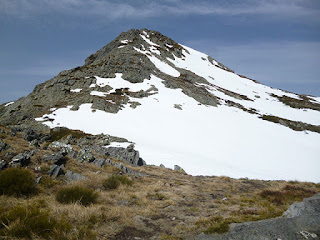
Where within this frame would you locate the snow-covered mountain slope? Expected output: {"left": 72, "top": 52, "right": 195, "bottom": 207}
{"left": 2, "top": 29, "right": 320, "bottom": 182}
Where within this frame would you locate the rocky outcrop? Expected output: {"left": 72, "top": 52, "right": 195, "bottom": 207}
{"left": 104, "top": 147, "right": 145, "bottom": 166}
{"left": 194, "top": 194, "right": 320, "bottom": 240}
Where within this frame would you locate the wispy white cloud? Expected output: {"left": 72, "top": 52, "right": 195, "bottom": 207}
{"left": 1, "top": 0, "right": 319, "bottom": 21}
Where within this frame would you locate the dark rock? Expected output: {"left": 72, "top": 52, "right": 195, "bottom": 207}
{"left": 42, "top": 151, "right": 67, "bottom": 165}
{"left": 48, "top": 164, "right": 64, "bottom": 177}
{"left": 65, "top": 170, "right": 87, "bottom": 182}
{"left": 160, "top": 164, "right": 166, "bottom": 168}
{"left": 93, "top": 158, "right": 106, "bottom": 167}
{"left": 0, "top": 160, "right": 7, "bottom": 171}
{"left": 174, "top": 165, "right": 186, "bottom": 173}
{"left": 23, "top": 128, "right": 50, "bottom": 143}
{"left": 24, "top": 128, "right": 39, "bottom": 142}
{"left": 104, "top": 147, "right": 145, "bottom": 166}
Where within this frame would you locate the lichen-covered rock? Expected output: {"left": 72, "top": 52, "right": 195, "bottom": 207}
{"left": 174, "top": 165, "right": 186, "bottom": 173}
{"left": 77, "top": 149, "right": 95, "bottom": 163}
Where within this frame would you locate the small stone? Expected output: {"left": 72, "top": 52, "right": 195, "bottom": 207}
{"left": 160, "top": 164, "right": 166, "bottom": 168}
{"left": 35, "top": 176, "right": 42, "bottom": 184}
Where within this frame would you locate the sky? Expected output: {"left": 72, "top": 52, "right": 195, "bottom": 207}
{"left": 0, "top": 0, "right": 320, "bottom": 104}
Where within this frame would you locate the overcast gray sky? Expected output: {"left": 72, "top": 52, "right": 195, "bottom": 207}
{"left": 0, "top": 0, "right": 319, "bottom": 104}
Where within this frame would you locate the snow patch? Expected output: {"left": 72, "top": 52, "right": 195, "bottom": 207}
{"left": 95, "top": 74, "right": 152, "bottom": 92}
{"left": 106, "top": 142, "right": 132, "bottom": 148}
{"left": 134, "top": 47, "right": 180, "bottom": 77}
{"left": 140, "top": 34, "right": 160, "bottom": 47}
{"left": 4, "top": 102, "right": 14, "bottom": 107}
{"left": 70, "top": 88, "right": 82, "bottom": 93}
{"left": 90, "top": 91, "right": 108, "bottom": 97}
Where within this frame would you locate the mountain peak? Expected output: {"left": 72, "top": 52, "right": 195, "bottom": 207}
{"left": 1, "top": 29, "right": 320, "bottom": 182}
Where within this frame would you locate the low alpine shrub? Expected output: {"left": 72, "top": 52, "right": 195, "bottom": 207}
{"left": 56, "top": 186, "right": 98, "bottom": 206}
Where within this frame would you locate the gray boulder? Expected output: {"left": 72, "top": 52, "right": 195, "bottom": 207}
{"left": 283, "top": 193, "right": 320, "bottom": 218}
{"left": 48, "top": 164, "right": 64, "bottom": 177}
{"left": 194, "top": 194, "right": 320, "bottom": 240}
{"left": 65, "top": 170, "right": 87, "bottom": 182}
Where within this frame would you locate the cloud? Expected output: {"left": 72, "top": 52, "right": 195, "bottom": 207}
{"left": 1, "top": 0, "right": 319, "bottom": 21}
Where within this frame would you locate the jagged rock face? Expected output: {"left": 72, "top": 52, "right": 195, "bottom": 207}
{"left": 1, "top": 28, "right": 320, "bottom": 181}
